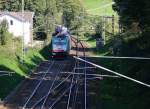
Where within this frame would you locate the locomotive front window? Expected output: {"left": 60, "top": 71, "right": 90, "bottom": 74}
{"left": 57, "top": 35, "right": 67, "bottom": 38}
{"left": 54, "top": 42, "right": 65, "bottom": 45}
{"left": 53, "top": 40, "right": 66, "bottom": 45}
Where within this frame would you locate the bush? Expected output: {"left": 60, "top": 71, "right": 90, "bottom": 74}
{"left": 0, "top": 19, "right": 9, "bottom": 45}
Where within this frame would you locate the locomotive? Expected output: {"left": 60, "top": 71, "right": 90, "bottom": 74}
{"left": 51, "top": 34, "right": 71, "bottom": 57}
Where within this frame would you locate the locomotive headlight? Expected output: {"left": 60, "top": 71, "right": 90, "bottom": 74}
{"left": 52, "top": 53, "right": 56, "bottom": 55}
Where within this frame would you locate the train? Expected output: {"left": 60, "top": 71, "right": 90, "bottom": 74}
{"left": 51, "top": 34, "right": 71, "bottom": 57}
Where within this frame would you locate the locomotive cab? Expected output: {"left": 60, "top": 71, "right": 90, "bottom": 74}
{"left": 51, "top": 34, "right": 71, "bottom": 57}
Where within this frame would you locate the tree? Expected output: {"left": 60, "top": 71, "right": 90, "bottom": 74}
{"left": 113, "top": 0, "right": 150, "bottom": 32}
{"left": 62, "top": 0, "right": 84, "bottom": 31}
{"left": 45, "top": 0, "right": 57, "bottom": 43}
{"left": 0, "top": 19, "right": 9, "bottom": 45}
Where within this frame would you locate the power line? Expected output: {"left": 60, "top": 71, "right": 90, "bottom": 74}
{"left": 74, "top": 56, "right": 150, "bottom": 88}
{"left": 82, "top": 56, "right": 150, "bottom": 60}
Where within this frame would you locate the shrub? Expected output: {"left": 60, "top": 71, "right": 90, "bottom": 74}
{"left": 0, "top": 19, "right": 9, "bottom": 45}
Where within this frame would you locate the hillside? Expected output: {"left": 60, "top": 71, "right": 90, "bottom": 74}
{"left": 0, "top": 38, "right": 45, "bottom": 99}
{"left": 83, "top": 0, "right": 116, "bottom": 16}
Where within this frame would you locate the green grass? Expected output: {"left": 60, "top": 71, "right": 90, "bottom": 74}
{"left": 83, "top": 0, "right": 116, "bottom": 16}
{"left": 85, "top": 32, "right": 150, "bottom": 108}
{"left": 0, "top": 38, "right": 46, "bottom": 99}
{"left": 89, "top": 57, "right": 150, "bottom": 109}
{"left": 80, "top": 35, "right": 113, "bottom": 56}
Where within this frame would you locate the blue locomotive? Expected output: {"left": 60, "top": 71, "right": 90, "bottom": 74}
{"left": 51, "top": 34, "right": 71, "bottom": 57}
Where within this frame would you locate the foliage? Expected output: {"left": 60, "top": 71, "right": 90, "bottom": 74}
{"left": 94, "top": 18, "right": 103, "bottom": 38}
{"left": 0, "top": 37, "right": 45, "bottom": 99}
{"left": 0, "top": 19, "right": 9, "bottom": 45}
{"left": 0, "top": 0, "right": 84, "bottom": 41}
{"left": 62, "top": 0, "right": 85, "bottom": 31}
{"left": 113, "top": 0, "right": 150, "bottom": 58}
{"left": 113, "top": 0, "right": 150, "bottom": 31}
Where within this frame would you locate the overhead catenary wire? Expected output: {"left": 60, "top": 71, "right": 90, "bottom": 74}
{"left": 40, "top": 63, "right": 63, "bottom": 109}
{"left": 66, "top": 67, "right": 76, "bottom": 109}
{"left": 74, "top": 56, "right": 150, "bottom": 88}
{"left": 48, "top": 87, "right": 72, "bottom": 109}
{"left": 82, "top": 56, "right": 150, "bottom": 60}
{"left": 60, "top": 72, "right": 120, "bottom": 78}
{"left": 22, "top": 61, "right": 54, "bottom": 109}
{"left": 31, "top": 73, "right": 72, "bottom": 108}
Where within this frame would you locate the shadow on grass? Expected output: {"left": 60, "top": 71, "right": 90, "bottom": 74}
{"left": 40, "top": 43, "right": 52, "bottom": 60}
{"left": 31, "top": 55, "right": 43, "bottom": 65}
{"left": 0, "top": 65, "right": 23, "bottom": 100}
{"left": 71, "top": 46, "right": 96, "bottom": 52}
{"left": 0, "top": 43, "right": 53, "bottom": 99}
{"left": 85, "top": 57, "right": 150, "bottom": 109}
{"left": 93, "top": 40, "right": 114, "bottom": 56}
{"left": 16, "top": 55, "right": 44, "bottom": 75}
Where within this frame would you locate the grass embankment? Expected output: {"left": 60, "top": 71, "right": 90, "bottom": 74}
{"left": 0, "top": 38, "right": 49, "bottom": 99}
{"left": 89, "top": 58, "right": 150, "bottom": 109}
{"left": 81, "top": 1, "right": 150, "bottom": 107}
{"left": 84, "top": 33, "right": 150, "bottom": 109}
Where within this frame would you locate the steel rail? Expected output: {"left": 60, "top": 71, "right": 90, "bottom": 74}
{"left": 60, "top": 72, "right": 119, "bottom": 78}
{"left": 66, "top": 68, "right": 76, "bottom": 109}
{"left": 71, "top": 66, "right": 82, "bottom": 109}
{"left": 70, "top": 59, "right": 81, "bottom": 109}
{"left": 31, "top": 74, "right": 72, "bottom": 108}
{"left": 0, "top": 74, "right": 12, "bottom": 76}
{"left": 22, "top": 61, "right": 54, "bottom": 109}
{"left": 71, "top": 36, "right": 86, "bottom": 56}
{"left": 72, "top": 35, "right": 87, "bottom": 109}
{"left": 31, "top": 62, "right": 76, "bottom": 109}
{"left": 44, "top": 62, "right": 76, "bottom": 109}
{"left": 74, "top": 67, "right": 96, "bottom": 69}
{"left": 83, "top": 43, "right": 87, "bottom": 109}
{"left": 87, "top": 77, "right": 103, "bottom": 80}
{"left": 0, "top": 71, "right": 15, "bottom": 73}
{"left": 48, "top": 86, "right": 73, "bottom": 109}
{"left": 40, "top": 63, "right": 65, "bottom": 109}
{"left": 71, "top": 38, "right": 85, "bottom": 109}
{"left": 71, "top": 36, "right": 78, "bottom": 56}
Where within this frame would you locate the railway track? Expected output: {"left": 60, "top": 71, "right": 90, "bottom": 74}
{"left": 4, "top": 59, "right": 76, "bottom": 109}
{"left": 4, "top": 36, "right": 96, "bottom": 109}
{"left": 71, "top": 36, "right": 86, "bottom": 57}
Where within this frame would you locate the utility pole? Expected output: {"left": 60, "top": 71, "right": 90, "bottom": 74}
{"left": 21, "top": 0, "right": 25, "bottom": 63}
{"left": 45, "top": 0, "right": 56, "bottom": 44}
{"left": 45, "top": 0, "right": 50, "bottom": 45}
{"left": 102, "top": 16, "right": 106, "bottom": 45}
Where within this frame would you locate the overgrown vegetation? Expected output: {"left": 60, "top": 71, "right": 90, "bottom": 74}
{"left": 86, "top": 0, "right": 150, "bottom": 108}
{"left": 0, "top": 0, "right": 84, "bottom": 42}
{"left": 0, "top": 17, "right": 45, "bottom": 100}
{"left": 80, "top": 0, "right": 150, "bottom": 108}
{"left": 0, "top": 20, "right": 9, "bottom": 45}
{"left": 0, "top": 33, "right": 45, "bottom": 99}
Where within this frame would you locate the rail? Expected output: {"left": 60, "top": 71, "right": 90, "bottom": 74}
{"left": 71, "top": 36, "right": 87, "bottom": 109}
{"left": 22, "top": 61, "right": 55, "bottom": 109}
